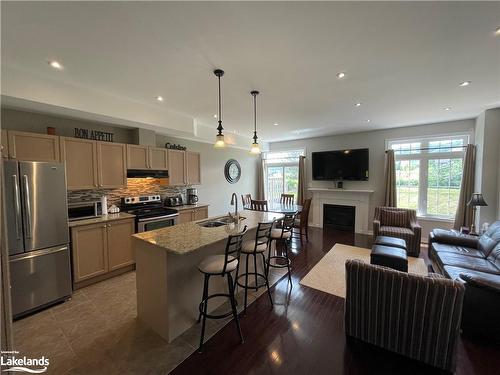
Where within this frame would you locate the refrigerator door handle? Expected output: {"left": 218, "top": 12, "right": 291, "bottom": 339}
{"left": 22, "top": 174, "right": 32, "bottom": 239}
{"left": 9, "top": 245, "right": 69, "bottom": 262}
{"left": 12, "top": 174, "right": 22, "bottom": 240}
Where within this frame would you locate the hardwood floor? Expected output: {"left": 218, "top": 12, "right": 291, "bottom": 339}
{"left": 171, "top": 226, "right": 500, "bottom": 375}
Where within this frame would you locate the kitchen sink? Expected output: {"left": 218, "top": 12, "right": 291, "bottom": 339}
{"left": 197, "top": 215, "right": 246, "bottom": 228}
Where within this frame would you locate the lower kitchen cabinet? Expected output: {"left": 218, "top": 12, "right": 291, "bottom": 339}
{"left": 177, "top": 206, "right": 208, "bottom": 224}
{"left": 71, "top": 218, "right": 134, "bottom": 288}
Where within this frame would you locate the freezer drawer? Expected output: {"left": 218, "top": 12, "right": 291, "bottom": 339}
{"left": 9, "top": 245, "right": 72, "bottom": 318}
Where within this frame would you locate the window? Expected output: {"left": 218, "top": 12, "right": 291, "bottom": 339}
{"left": 263, "top": 150, "right": 304, "bottom": 203}
{"left": 388, "top": 135, "right": 468, "bottom": 219}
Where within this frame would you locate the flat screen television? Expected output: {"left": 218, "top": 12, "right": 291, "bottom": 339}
{"left": 312, "top": 148, "right": 369, "bottom": 181}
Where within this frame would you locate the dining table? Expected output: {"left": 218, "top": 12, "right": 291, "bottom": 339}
{"left": 244, "top": 202, "right": 302, "bottom": 214}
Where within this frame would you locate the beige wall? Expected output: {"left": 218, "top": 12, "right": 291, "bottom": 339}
{"left": 270, "top": 119, "right": 475, "bottom": 238}
{"left": 157, "top": 135, "right": 259, "bottom": 217}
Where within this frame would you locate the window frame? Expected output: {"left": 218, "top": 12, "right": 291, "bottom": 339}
{"left": 263, "top": 149, "right": 305, "bottom": 202}
{"left": 386, "top": 134, "right": 469, "bottom": 220}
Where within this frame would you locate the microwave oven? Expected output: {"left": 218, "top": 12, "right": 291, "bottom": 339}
{"left": 68, "top": 201, "right": 101, "bottom": 221}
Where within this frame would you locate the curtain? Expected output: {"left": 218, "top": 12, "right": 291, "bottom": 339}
{"left": 297, "top": 155, "right": 306, "bottom": 205}
{"left": 454, "top": 144, "right": 476, "bottom": 230}
{"left": 256, "top": 156, "right": 266, "bottom": 200}
{"left": 384, "top": 149, "right": 397, "bottom": 207}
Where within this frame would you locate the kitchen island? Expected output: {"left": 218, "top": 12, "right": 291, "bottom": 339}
{"left": 132, "top": 210, "right": 283, "bottom": 342}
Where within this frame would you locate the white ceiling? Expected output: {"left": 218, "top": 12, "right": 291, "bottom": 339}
{"left": 2, "top": 1, "right": 500, "bottom": 143}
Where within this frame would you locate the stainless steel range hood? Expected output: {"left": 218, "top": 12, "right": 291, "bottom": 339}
{"left": 127, "top": 169, "right": 169, "bottom": 178}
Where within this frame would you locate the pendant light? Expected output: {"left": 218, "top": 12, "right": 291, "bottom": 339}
{"left": 213, "top": 69, "right": 225, "bottom": 148}
{"left": 250, "top": 90, "right": 261, "bottom": 154}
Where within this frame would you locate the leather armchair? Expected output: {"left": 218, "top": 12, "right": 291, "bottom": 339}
{"left": 373, "top": 207, "right": 422, "bottom": 257}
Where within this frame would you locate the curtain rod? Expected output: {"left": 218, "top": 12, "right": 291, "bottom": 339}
{"left": 385, "top": 145, "right": 467, "bottom": 153}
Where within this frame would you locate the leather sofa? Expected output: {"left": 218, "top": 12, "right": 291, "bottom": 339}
{"left": 428, "top": 221, "right": 500, "bottom": 341}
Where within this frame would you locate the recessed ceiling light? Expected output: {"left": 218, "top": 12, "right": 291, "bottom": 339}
{"left": 459, "top": 81, "right": 471, "bottom": 87}
{"left": 355, "top": 103, "right": 362, "bottom": 107}
{"left": 213, "top": 114, "right": 218, "bottom": 118}
{"left": 156, "top": 96, "right": 164, "bottom": 102}
{"left": 444, "top": 107, "right": 451, "bottom": 111}
{"left": 366, "top": 119, "right": 371, "bottom": 123}
{"left": 48, "top": 60, "right": 63, "bottom": 70}
{"left": 494, "top": 26, "right": 500, "bottom": 35}
{"left": 274, "top": 123, "right": 278, "bottom": 126}
{"left": 336, "top": 72, "right": 346, "bottom": 79}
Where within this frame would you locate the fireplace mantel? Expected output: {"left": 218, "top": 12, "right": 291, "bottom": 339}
{"left": 308, "top": 187, "right": 374, "bottom": 234}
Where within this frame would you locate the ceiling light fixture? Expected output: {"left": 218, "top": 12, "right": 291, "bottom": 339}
{"left": 156, "top": 96, "right": 164, "bottom": 102}
{"left": 213, "top": 69, "right": 226, "bottom": 149}
{"left": 274, "top": 123, "right": 278, "bottom": 126}
{"left": 494, "top": 26, "right": 500, "bottom": 35}
{"left": 250, "top": 90, "right": 261, "bottom": 154}
{"left": 213, "top": 114, "right": 218, "bottom": 118}
{"left": 444, "top": 107, "right": 452, "bottom": 111}
{"left": 48, "top": 60, "right": 63, "bottom": 70}
{"left": 336, "top": 72, "right": 346, "bottom": 79}
{"left": 459, "top": 81, "right": 471, "bottom": 87}
{"left": 355, "top": 102, "right": 361, "bottom": 107}
{"left": 366, "top": 119, "right": 371, "bottom": 123}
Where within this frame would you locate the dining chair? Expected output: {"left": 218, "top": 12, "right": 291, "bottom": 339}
{"left": 280, "top": 194, "right": 295, "bottom": 205}
{"left": 293, "top": 198, "right": 312, "bottom": 243}
{"left": 250, "top": 199, "right": 268, "bottom": 211}
{"left": 241, "top": 194, "right": 252, "bottom": 207}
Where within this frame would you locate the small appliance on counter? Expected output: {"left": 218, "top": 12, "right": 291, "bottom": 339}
{"left": 165, "top": 195, "right": 183, "bottom": 207}
{"left": 121, "top": 195, "right": 179, "bottom": 232}
{"left": 68, "top": 200, "right": 101, "bottom": 221}
{"left": 186, "top": 188, "right": 199, "bottom": 205}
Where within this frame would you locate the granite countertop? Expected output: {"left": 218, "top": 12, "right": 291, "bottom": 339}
{"left": 133, "top": 210, "right": 284, "bottom": 255}
{"left": 68, "top": 212, "right": 135, "bottom": 227}
{"left": 171, "top": 204, "right": 209, "bottom": 211}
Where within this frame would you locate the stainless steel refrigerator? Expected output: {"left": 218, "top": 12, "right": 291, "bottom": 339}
{"left": 4, "top": 160, "right": 72, "bottom": 318}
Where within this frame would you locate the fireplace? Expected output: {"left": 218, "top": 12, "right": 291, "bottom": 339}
{"left": 323, "top": 204, "right": 355, "bottom": 231}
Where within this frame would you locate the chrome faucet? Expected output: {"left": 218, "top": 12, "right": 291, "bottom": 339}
{"left": 230, "top": 193, "right": 238, "bottom": 217}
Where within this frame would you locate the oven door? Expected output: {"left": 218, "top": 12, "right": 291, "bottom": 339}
{"left": 137, "top": 214, "right": 179, "bottom": 233}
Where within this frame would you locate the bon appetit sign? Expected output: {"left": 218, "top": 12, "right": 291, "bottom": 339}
{"left": 74, "top": 128, "right": 114, "bottom": 142}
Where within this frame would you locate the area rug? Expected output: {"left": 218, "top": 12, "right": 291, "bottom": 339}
{"left": 300, "top": 244, "right": 428, "bottom": 298}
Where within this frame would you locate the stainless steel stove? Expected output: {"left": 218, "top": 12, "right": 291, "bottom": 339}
{"left": 121, "top": 195, "right": 179, "bottom": 232}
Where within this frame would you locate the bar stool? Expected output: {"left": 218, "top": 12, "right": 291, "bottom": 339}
{"left": 268, "top": 213, "right": 295, "bottom": 285}
{"left": 197, "top": 226, "right": 247, "bottom": 352}
{"left": 236, "top": 221, "right": 274, "bottom": 314}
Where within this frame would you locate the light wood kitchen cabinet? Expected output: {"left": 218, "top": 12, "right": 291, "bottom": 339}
{"left": 186, "top": 151, "right": 201, "bottom": 185}
{"left": 127, "top": 145, "right": 168, "bottom": 170}
{"left": 127, "top": 144, "right": 149, "bottom": 169}
{"left": 177, "top": 206, "right": 208, "bottom": 224}
{"left": 97, "top": 142, "right": 127, "bottom": 188}
{"left": 71, "top": 218, "right": 135, "bottom": 287}
{"left": 71, "top": 223, "right": 109, "bottom": 282}
{"left": 107, "top": 219, "right": 135, "bottom": 271}
{"left": 178, "top": 210, "right": 193, "bottom": 224}
{"left": 168, "top": 149, "right": 186, "bottom": 185}
{"left": 60, "top": 137, "right": 98, "bottom": 189}
{"left": 149, "top": 147, "right": 168, "bottom": 170}
{"left": 7, "top": 130, "right": 60, "bottom": 162}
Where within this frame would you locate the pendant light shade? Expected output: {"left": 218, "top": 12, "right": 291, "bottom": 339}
{"left": 213, "top": 69, "right": 225, "bottom": 148}
{"left": 250, "top": 90, "right": 261, "bottom": 154}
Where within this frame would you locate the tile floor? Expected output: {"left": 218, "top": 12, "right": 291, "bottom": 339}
{"left": 13, "top": 267, "right": 286, "bottom": 375}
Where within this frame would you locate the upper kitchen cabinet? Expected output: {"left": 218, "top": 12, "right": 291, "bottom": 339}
{"left": 7, "top": 130, "right": 60, "bottom": 162}
{"left": 61, "top": 137, "right": 98, "bottom": 190}
{"left": 97, "top": 142, "right": 127, "bottom": 188}
{"left": 168, "top": 149, "right": 186, "bottom": 185}
{"left": 1, "top": 129, "right": 8, "bottom": 158}
{"left": 127, "top": 145, "right": 168, "bottom": 170}
{"left": 127, "top": 144, "right": 149, "bottom": 169}
{"left": 186, "top": 151, "right": 201, "bottom": 185}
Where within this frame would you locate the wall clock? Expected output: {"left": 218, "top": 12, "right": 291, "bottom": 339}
{"left": 224, "top": 159, "right": 241, "bottom": 184}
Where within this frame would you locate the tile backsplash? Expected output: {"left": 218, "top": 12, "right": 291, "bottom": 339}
{"left": 67, "top": 178, "right": 188, "bottom": 207}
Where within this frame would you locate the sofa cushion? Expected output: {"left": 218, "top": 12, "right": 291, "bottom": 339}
{"left": 431, "top": 243, "right": 485, "bottom": 258}
{"left": 478, "top": 221, "right": 500, "bottom": 257}
{"left": 431, "top": 229, "right": 479, "bottom": 248}
{"left": 435, "top": 252, "right": 499, "bottom": 275}
{"left": 443, "top": 265, "right": 500, "bottom": 284}
{"left": 380, "top": 209, "right": 409, "bottom": 228}
{"left": 486, "top": 243, "right": 500, "bottom": 268}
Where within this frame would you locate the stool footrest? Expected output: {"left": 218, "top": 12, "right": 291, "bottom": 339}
{"left": 267, "top": 255, "right": 291, "bottom": 269}
{"left": 199, "top": 293, "right": 234, "bottom": 320}
{"left": 236, "top": 272, "right": 269, "bottom": 290}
